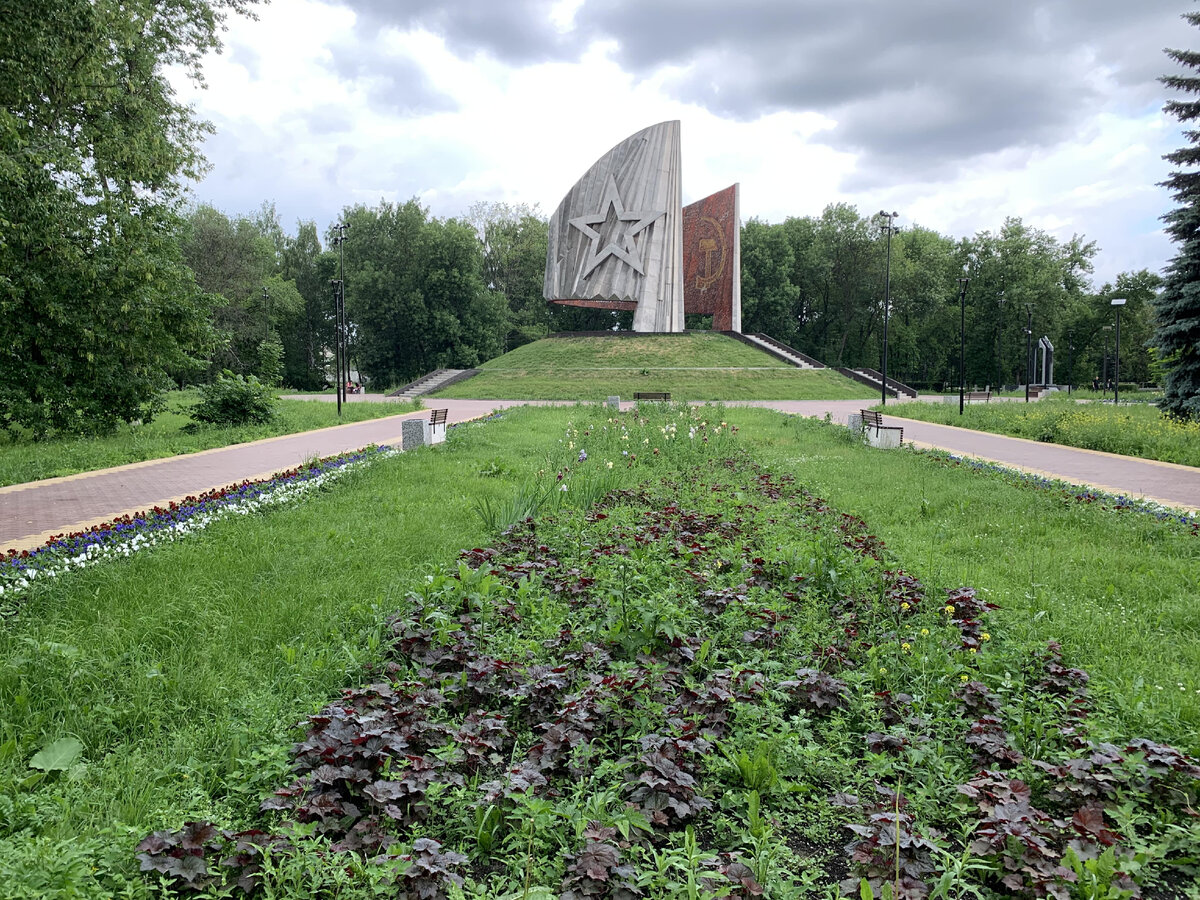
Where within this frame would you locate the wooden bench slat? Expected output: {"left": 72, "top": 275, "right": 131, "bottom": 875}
{"left": 429, "top": 408, "right": 448, "bottom": 425}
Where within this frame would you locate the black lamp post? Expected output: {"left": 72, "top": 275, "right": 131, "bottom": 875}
{"left": 1024, "top": 304, "right": 1034, "bottom": 403}
{"left": 332, "top": 222, "right": 350, "bottom": 405}
{"left": 1111, "top": 298, "right": 1126, "bottom": 405}
{"left": 957, "top": 271, "right": 970, "bottom": 415}
{"left": 331, "top": 278, "right": 343, "bottom": 417}
{"left": 878, "top": 210, "right": 899, "bottom": 406}
{"left": 1066, "top": 330, "right": 1074, "bottom": 396}
{"left": 996, "top": 275, "right": 1006, "bottom": 392}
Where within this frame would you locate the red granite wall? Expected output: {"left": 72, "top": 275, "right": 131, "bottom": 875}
{"left": 682, "top": 185, "right": 738, "bottom": 331}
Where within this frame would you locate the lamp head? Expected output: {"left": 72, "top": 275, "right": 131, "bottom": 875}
{"left": 1110, "top": 297, "right": 1126, "bottom": 307}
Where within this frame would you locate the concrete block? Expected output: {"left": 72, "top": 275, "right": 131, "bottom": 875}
{"left": 867, "top": 428, "right": 901, "bottom": 450}
{"left": 401, "top": 418, "right": 428, "bottom": 451}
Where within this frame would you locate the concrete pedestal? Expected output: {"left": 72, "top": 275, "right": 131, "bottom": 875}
{"left": 401, "top": 418, "right": 429, "bottom": 450}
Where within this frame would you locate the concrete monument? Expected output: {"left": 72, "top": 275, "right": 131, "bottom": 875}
{"left": 544, "top": 122, "right": 685, "bottom": 332}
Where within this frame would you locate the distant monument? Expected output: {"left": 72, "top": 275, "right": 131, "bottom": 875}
{"left": 544, "top": 122, "right": 741, "bottom": 333}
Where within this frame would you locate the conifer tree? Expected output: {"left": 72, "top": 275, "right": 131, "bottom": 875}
{"left": 1156, "top": 11, "right": 1200, "bottom": 419}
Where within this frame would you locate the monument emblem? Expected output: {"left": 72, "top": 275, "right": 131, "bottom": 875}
{"left": 568, "top": 173, "right": 664, "bottom": 279}
{"left": 694, "top": 217, "right": 726, "bottom": 290}
{"left": 544, "top": 122, "right": 741, "bottom": 333}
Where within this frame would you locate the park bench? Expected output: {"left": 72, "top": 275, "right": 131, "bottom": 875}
{"left": 429, "top": 408, "right": 448, "bottom": 444}
{"left": 860, "top": 409, "right": 903, "bottom": 447}
{"left": 633, "top": 391, "right": 671, "bottom": 401}
{"left": 964, "top": 391, "right": 991, "bottom": 403}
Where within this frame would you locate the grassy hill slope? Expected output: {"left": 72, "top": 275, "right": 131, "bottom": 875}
{"left": 432, "top": 333, "right": 875, "bottom": 400}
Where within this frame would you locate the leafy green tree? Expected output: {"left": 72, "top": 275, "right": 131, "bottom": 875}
{"left": 343, "top": 200, "right": 507, "bottom": 387}
{"left": 740, "top": 219, "right": 799, "bottom": 345}
{"left": 1156, "top": 13, "right": 1200, "bottom": 418}
{"left": 279, "top": 221, "right": 334, "bottom": 389}
{"left": 0, "top": 0, "right": 259, "bottom": 435}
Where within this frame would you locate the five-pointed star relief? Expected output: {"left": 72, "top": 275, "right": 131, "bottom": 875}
{"left": 569, "top": 173, "right": 664, "bottom": 278}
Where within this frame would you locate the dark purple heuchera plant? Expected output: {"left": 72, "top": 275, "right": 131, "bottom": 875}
{"left": 841, "top": 787, "right": 941, "bottom": 900}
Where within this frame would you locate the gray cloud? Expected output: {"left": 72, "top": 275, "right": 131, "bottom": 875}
{"left": 330, "top": 0, "right": 1193, "bottom": 182}
{"left": 326, "top": 43, "right": 459, "bottom": 116}
{"left": 333, "top": 0, "right": 571, "bottom": 64}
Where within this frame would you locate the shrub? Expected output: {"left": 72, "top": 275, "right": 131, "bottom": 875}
{"left": 189, "top": 373, "right": 277, "bottom": 427}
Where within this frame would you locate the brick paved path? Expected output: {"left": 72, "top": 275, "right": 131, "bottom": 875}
{"left": 4, "top": 398, "right": 1198, "bottom": 554}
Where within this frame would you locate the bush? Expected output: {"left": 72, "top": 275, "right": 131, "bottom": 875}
{"left": 189, "top": 373, "right": 277, "bottom": 427}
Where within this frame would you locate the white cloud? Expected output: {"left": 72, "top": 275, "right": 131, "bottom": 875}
{"left": 175, "top": 1, "right": 1191, "bottom": 283}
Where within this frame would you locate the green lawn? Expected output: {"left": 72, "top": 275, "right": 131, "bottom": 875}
{"left": 880, "top": 395, "right": 1200, "bottom": 467}
{"left": 2, "top": 406, "right": 1197, "bottom": 898}
{"left": 478, "top": 333, "right": 790, "bottom": 370}
{"left": 433, "top": 334, "right": 874, "bottom": 400}
{"left": 434, "top": 366, "right": 875, "bottom": 400}
{"left": 0, "top": 391, "right": 420, "bottom": 487}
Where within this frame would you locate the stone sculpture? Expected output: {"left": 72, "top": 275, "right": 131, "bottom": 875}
{"left": 544, "top": 121, "right": 685, "bottom": 332}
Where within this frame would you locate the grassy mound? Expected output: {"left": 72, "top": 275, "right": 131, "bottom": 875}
{"left": 433, "top": 334, "right": 874, "bottom": 401}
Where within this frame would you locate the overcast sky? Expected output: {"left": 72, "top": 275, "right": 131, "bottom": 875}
{"left": 171, "top": 0, "right": 1199, "bottom": 286}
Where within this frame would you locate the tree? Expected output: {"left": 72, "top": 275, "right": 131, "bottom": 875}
{"left": 279, "top": 221, "right": 333, "bottom": 390}
{"left": 0, "top": 0, "right": 260, "bottom": 435}
{"left": 343, "top": 200, "right": 507, "bottom": 387}
{"left": 1156, "top": 12, "right": 1200, "bottom": 419}
{"left": 740, "top": 219, "right": 799, "bottom": 344}
{"left": 468, "top": 202, "right": 551, "bottom": 349}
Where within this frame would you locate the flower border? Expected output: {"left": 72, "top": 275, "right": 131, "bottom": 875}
{"left": 917, "top": 447, "right": 1200, "bottom": 533}
{"left": 1, "top": 445, "right": 398, "bottom": 604}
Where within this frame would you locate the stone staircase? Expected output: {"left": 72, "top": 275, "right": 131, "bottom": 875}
{"left": 836, "top": 366, "right": 918, "bottom": 400}
{"left": 386, "top": 368, "right": 479, "bottom": 400}
{"left": 723, "top": 332, "right": 825, "bottom": 369}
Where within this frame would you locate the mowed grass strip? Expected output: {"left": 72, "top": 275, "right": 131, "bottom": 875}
{"left": 435, "top": 367, "right": 874, "bottom": 400}
{"left": 881, "top": 395, "right": 1200, "bottom": 467}
{"left": 741, "top": 410, "right": 1200, "bottom": 746}
{"left": 0, "top": 392, "right": 420, "bottom": 487}
{"left": 477, "top": 333, "right": 790, "bottom": 370}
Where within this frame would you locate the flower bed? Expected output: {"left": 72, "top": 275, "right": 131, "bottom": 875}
{"left": 0, "top": 446, "right": 398, "bottom": 609}
{"left": 134, "top": 407, "right": 1200, "bottom": 900}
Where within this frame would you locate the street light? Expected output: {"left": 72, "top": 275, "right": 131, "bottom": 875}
{"left": 878, "top": 210, "right": 899, "bottom": 406}
{"left": 996, "top": 275, "right": 1006, "bottom": 392}
{"left": 957, "top": 270, "right": 970, "bottom": 415}
{"left": 331, "top": 279, "right": 343, "bottom": 417}
{"left": 1066, "top": 329, "right": 1074, "bottom": 396}
{"left": 1024, "top": 304, "right": 1034, "bottom": 403}
{"left": 1111, "top": 298, "right": 1126, "bottom": 405}
{"left": 332, "top": 222, "right": 350, "bottom": 406}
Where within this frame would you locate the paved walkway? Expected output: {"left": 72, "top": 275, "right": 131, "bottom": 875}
{"left": 3, "top": 398, "right": 1197, "bottom": 554}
